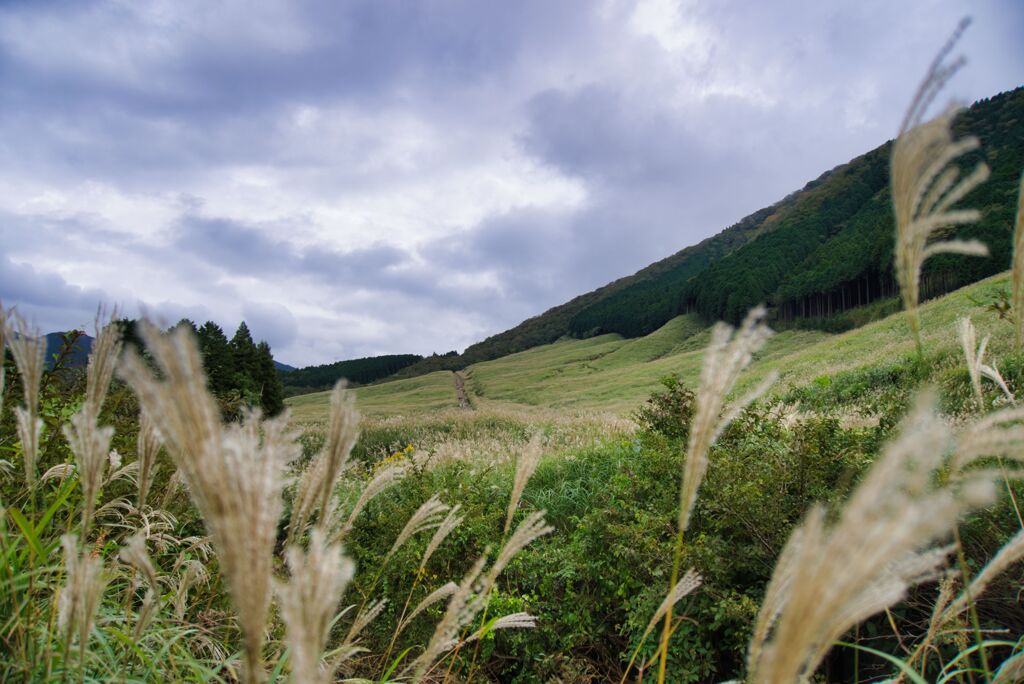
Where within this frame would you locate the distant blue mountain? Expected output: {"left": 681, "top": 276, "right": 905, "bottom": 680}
{"left": 274, "top": 360, "right": 296, "bottom": 373}
{"left": 43, "top": 331, "right": 94, "bottom": 368}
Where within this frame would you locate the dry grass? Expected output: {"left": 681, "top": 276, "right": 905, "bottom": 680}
{"left": 892, "top": 18, "right": 990, "bottom": 355}
{"left": 1013, "top": 173, "right": 1024, "bottom": 350}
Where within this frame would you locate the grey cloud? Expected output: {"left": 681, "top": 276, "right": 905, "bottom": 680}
{"left": 241, "top": 301, "right": 299, "bottom": 350}
{"left": 1, "top": 0, "right": 1022, "bottom": 366}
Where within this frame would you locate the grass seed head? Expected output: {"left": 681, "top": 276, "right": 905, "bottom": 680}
{"left": 63, "top": 411, "right": 114, "bottom": 537}
{"left": 58, "top": 534, "right": 106, "bottom": 649}
{"left": 118, "top": 321, "right": 298, "bottom": 683}
{"left": 275, "top": 529, "right": 355, "bottom": 684}
{"left": 892, "top": 20, "right": 989, "bottom": 352}
{"left": 747, "top": 392, "right": 1000, "bottom": 683}
{"left": 505, "top": 432, "right": 544, "bottom": 535}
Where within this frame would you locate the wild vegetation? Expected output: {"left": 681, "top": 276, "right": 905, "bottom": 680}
{"left": 2, "top": 24, "right": 1024, "bottom": 684}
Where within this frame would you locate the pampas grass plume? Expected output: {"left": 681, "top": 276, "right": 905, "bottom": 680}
{"left": 58, "top": 534, "right": 106, "bottom": 649}
{"left": 136, "top": 410, "right": 162, "bottom": 510}
{"left": 746, "top": 393, "right": 998, "bottom": 683}
{"left": 892, "top": 21, "right": 989, "bottom": 354}
{"left": 9, "top": 314, "right": 45, "bottom": 484}
{"left": 118, "top": 321, "right": 299, "bottom": 683}
{"left": 505, "top": 433, "right": 543, "bottom": 535}
{"left": 276, "top": 530, "right": 355, "bottom": 684}
{"left": 387, "top": 494, "right": 449, "bottom": 561}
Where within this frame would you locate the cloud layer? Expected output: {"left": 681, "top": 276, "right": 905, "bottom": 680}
{"left": 1, "top": 0, "right": 1021, "bottom": 365}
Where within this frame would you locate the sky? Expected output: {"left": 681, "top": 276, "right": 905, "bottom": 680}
{"left": 1, "top": 1, "right": 1022, "bottom": 366}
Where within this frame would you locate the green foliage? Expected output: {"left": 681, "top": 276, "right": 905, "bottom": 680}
{"left": 281, "top": 353, "right": 423, "bottom": 396}
{"left": 634, "top": 374, "right": 696, "bottom": 442}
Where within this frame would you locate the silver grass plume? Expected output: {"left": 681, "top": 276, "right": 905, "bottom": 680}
{"left": 940, "top": 529, "right": 1024, "bottom": 624}
{"left": 387, "top": 494, "right": 449, "bottom": 561}
{"left": 120, "top": 531, "right": 159, "bottom": 593}
{"left": 409, "top": 512, "right": 552, "bottom": 682}
{"left": 61, "top": 315, "right": 121, "bottom": 534}
{"left": 9, "top": 313, "right": 45, "bottom": 485}
{"left": 1013, "top": 172, "right": 1024, "bottom": 350}
{"left": 83, "top": 314, "right": 122, "bottom": 422}
{"left": 993, "top": 649, "right": 1024, "bottom": 684}
{"left": 0, "top": 304, "right": 9, "bottom": 420}
{"left": 747, "top": 392, "right": 998, "bottom": 683}
{"left": 136, "top": 410, "right": 162, "bottom": 510}
{"left": 399, "top": 582, "right": 458, "bottom": 634}
{"left": 58, "top": 534, "right": 106, "bottom": 649}
{"left": 958, "top": 317, "right": 1014, "bottom": 406}
{"left": 173, "top": 560, "right": 208, "bottom": 621}
{"left": 407, "top": 554, "right": 489, "bottom": 682}
{"left": 118, "top": 321, "right": 299, "bottom": 683}
{"left": 120, "top": 532, "right": 160, "bottom": 638}
{"left": 892, "top": 19, "right": 989, "bottom": 354}
{"left": 419, "top": 505, "right": 463, "bottom": 572}
{"left": 504, "top": 433, "right": 543, "bottom": 535}
{"left": 463, "top": 612, "right": 537, "bottom": 644}
{"left": 485, "top": 509, "right": 553, "bottom": 587}
{"left": 678, "top": 305, "right": 774, "bottom": 536}
{"left": 160, "top": 468, "right": 185, "bottom": 511}
{"left": 340, "top": 598, "right": 387, "bottom": 656}
{"left": 63, "top": 411, "right": 114, "bottom": 537}
{"left": 289, "top": 382, "right": 359, "bottom": 543}
{"left": 333, "top": 463, "right": 408, "bottom": 541}
{"left": 640, "top": 568, "right": 701, "bottom": 644}
{"left": 275, "top": 530, "right": 355, "bottom": 684}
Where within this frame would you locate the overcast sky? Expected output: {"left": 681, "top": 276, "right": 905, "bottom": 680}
{"left": 1, "top": 0, "right": 1021, "bottom": 366}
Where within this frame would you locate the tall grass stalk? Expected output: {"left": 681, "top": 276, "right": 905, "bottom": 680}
{"left": 892, "top": 19, "right": 989, "bottom": 357}
{"left": 1013, "top": 173, "right": 1024, "bottom": 350}
{"left": 118, "top": 322, "right": 299, "bottom": 683}
{"left": 9, "top": 313, "right": 45, "bottom": 487}
{"left": 655, "top": 306, "right": 773, "bottom": 684}
{"left": 745, "top": 392, "right": 1019, "bottom": 682}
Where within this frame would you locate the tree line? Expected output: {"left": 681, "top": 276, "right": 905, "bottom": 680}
{"left": 280, "top": 353, "right": 423, "bottom": 396}
{"left": 118, "top": 318, "right": 286, "bottom": 417}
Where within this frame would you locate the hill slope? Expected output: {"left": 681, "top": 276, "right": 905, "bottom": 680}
{"left": 287, "top": 272, "right": 1016, "bottom": 422}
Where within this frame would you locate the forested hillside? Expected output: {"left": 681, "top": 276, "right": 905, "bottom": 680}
{"left": 687, "top": 87, "right": 1024, "bottom": 325}
{"left": 279, "top": 353, "right": 423, "bottom": 395}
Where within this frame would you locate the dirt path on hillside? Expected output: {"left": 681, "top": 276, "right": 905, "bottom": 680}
{"left": 452, "top": 371, "right": 471, "bottom": 410}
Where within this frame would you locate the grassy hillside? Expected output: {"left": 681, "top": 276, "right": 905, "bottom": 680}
{"left": 288, "top": 272, "right": 1015, "bottom": 421}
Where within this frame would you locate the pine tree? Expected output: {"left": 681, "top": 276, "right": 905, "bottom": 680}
{"left": 229, "top": 322, "right": 260, "bottom": 402}
{"left": 196, "top": 322, "right": 233, "bottom": 394}
{"left": 255, "top": 341, "right": 285, "bottom": 416}
{"left": 172, "top": 318, "right": 198, "bottom": 335}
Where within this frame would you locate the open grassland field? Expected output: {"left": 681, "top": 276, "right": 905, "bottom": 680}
{"left": 288, "top": 273, "right": 1016, "bottom": 422}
